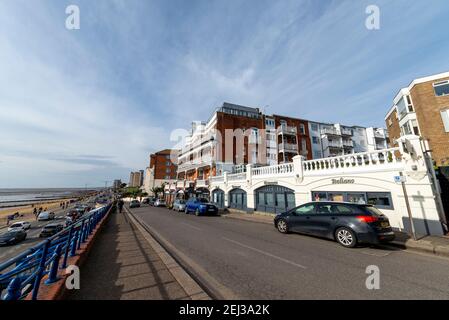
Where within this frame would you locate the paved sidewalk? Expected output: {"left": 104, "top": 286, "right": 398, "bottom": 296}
{"left": 222, "top": 211, "right": 449, "bottom": 258}
{"left": 68, "top": 211, "right": 191, "bottom": 300}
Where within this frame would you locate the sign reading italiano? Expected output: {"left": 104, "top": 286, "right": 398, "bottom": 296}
{"left": 331, "top": 178, "right": 355, "bottom": 184}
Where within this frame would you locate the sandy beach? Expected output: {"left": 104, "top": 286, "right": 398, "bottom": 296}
{"left": 0, "top": 198, "right": 76, "bottom": 226}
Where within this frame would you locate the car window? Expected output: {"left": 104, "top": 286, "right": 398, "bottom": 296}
{"left": 317, "top": 204, "right": 353, "bottom": 214}
{"left": 293, "top": 204, "right": 316, "bottom": 215}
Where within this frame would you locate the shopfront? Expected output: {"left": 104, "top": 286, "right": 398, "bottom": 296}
{"left": 229, "top": 188, "right": 247, "bottom": 211}
{"left": 211, "top": 188, "right": 225, "bottom": 209}
{"left": 255, "top": 185, "right": 296, "bottom": 214}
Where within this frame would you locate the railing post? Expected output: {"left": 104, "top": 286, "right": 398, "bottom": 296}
{"left": 61, "top": 226, "right": 74, "bottom": 268}
{"left": 77, "top": 221, "right": 85, "bottom": 249}
{"left": 70, "top": 229, "right": 78, "bottom": 257}
{"left": 32, "top": 240, "right": 50, "bottom": 300}
{"left": 45, "top": 244, "right": 62, "bottom": 284}
{"left": 3, "top": 277, "right": 22, "bottom": 300}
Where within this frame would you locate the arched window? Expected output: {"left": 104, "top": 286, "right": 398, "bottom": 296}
{"left": 255, "top": 185, "right": 295, "bottom": 214}
{"left": 229, "top": 188, "right": 247, "bottom": 210}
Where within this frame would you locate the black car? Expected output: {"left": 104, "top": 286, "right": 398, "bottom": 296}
{"left": 39, "top": 223, "right": 64, "bottom": 238}
{"left": 0, "top": 230, "right": 27, "bottom": 246}
{"left": 273, "top": 202, "right": 395, "bottom": 248}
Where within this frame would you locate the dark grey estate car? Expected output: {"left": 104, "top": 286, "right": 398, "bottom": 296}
{"left": 274, "top": 201, "right": 395, "bottom": 248}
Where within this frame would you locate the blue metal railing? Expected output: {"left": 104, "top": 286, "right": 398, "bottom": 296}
{"left": 0, "top": 203, "right": 113, "bottom": 300}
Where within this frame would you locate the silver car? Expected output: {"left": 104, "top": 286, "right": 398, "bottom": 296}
{"left": 172, "top": 199, "right": 186, "bottom": 212}
{"left": 154, "top": 199, "right": 166, "bottom": 207}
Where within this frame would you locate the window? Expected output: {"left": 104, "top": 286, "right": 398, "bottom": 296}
{"left": 311, "top": 124, "right": 318, "bottom": 131}
{"left": 411, "top": 120, "right": 420, "bottom": 135}
{"left": 299, "top": 124, "right": 305, "bottom": 134}
{"left": 294, "top": 204, "right": 316, "bottom": 215}
{"left": 366, "top": 192, "right": 393, "bottom": 209}
{"left": 166, "top": 168, "right": 171, "bottom": 173}
{"left": 397, "top": 96, "right": 408, "bottom": 119}
{"left": 317, "top": 204, "right": 353, "bottom": 214}
{"left": 313, "top": 151, "right": 321, "bottom": 159}
{"left": 388, "top": 119, "right": 393, "bottom": 127}
{"left": 434, "top": 81, "right": 449, "bottom": 97}
{"left": 312, "top": 192, "right": 393, "bottom": 209}
{"left": 406, "top": 95, "right": 414, "bottom": 112}
{"left": 441, "top": 109, "right": 449, "bottom": 132}
{"left": 312, "top": 137, "right": 319, "bottom": 144}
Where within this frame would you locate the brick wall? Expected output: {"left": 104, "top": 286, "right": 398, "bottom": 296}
{"left": 411, "top": 77, "right": 449, "bottom": 166}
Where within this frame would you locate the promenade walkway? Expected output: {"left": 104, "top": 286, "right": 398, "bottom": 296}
{"left": 68, "top": 210, "right": 191, "bottom": 300}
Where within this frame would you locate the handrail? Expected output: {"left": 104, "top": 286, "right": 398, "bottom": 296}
{"left": 0, "top": 202, "right": 113, "bottom": 300}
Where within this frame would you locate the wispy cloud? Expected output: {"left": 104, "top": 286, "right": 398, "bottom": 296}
{"left": 0, "top": 0, "right": 448, "bottom": 187}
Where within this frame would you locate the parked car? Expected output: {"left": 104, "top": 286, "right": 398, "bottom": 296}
{"left": 39, "top": 223, "right": 64, "bottom": 238}
{"left": 8, "top": 221, "right": 31, "bottom": 232}
{"left": 37, "top": 211, "right": 55, "bottom": 221}
{"left": 274, "top": 201, "right": 395, "bottom": 248}
{"left": 172, "top": 199, "right": 186, "bottom": 212}
{"left": 129, "top": 199, "right": 141, "bottom": 208}
{"left": 148, "top": 198, "right": 157, "bottom": 206}
{"left": 141, "top": 197, "right": 150, "bottom": 204}
{"left": 185, "top": 198, "right": 218, "bottom": 216}
{"left": 154, "top": 199, "right": 166, "bottom": 207}
{"left": 0, "top": 230, "right": 27, "bottom": 246}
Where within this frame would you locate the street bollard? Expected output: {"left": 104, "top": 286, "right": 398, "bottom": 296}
{"left": 3, "top": 278, "right": 22, "bottom": 300}
{"left": 45, "top": 244, "right": 62, "bottom": 284}
{"left": 32, "top": 240, "right": 49, "bottom": 300}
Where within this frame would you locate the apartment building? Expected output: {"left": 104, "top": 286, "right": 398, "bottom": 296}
{"left": 308, "top": 122, "right": 388, "bottom": 158}
{"left": 143, "top": 149, "right": 178, "bottom": 195}
{"left": 385, "top": 71, "right": 449, "bottom": 167}
{"left": 176, "top": 103, "right": 316, "bottom": 182}
{"left": 128, "top": 170, "right": 144, "bottom": 187}
{"left": 272, "top": 115, "right": 311, "bottom": 163}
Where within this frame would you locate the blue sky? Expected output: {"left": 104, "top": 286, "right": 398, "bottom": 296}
{"left": 0, "top": 0, "right": 448, "bottom": 188}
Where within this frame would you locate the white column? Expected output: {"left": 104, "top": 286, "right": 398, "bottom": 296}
{"left": 292, "top": 155, "right": 304, "bottom": 183}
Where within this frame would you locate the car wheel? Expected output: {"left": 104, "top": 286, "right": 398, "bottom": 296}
{"left": 276, "top": 219, "right": 289, "bottom": 234}
{"left": 195, "top": 209, "right": 200, "bottom": 216}
{"left": 335, "top": 227, "right": 357, "bottom": 248}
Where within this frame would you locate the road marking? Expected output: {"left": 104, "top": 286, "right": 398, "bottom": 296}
{"left": 180, "top": 222, "right": 202, "bottom": 231}
{"left": 222, "top": 237, "right": 307, "bottom": 269}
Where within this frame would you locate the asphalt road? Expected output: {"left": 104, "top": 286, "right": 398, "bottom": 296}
{"left": 131, "top": 205, "right": 449, "bottom": 299}
{"left": 0, "top": 200, "right": 91, "bottom": 264}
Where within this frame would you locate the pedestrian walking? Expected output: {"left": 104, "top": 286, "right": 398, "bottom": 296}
{"left": 118, "top": 199, "right": 124, "bottom": 213}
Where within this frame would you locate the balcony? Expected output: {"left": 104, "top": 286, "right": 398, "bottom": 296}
{"left": 341, "top": 128, "right": 353, "bottom": 136}
{"left": 176, "top": 180, "right": 185, "bottom": 188}
{"left": 321, "top": 128, "right": 339, "bottom": 136}
{"left": 195, "top": 179, "right": 209, "bottom": 188}
{"left": 342, "top": 140, "right": 354, "bottom": 148}
{"left": 279, "top": 142, "right": 299, "bottom": 153}
{"left": 324, "top": 141, "right": 343, "bottom": 149}
{"left": 277, "top": 125, "right": 297, "bottom": 136}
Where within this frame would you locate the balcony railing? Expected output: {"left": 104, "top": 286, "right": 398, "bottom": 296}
{"left": 195, "top": 179, "right": 209, "bottom": 188}
{"left": 277, "top": 125, "right": 297, "bottom": 135}
{"left": 279, "top": 142, "right": 298, "bottom": 152}
{"left": 341, "top": 129, "right": 353, "bottom": 136}
{"left": 252, "top": 163, "right": 294, "bottom": 176}
{"left": 342, "top": 140, "right": 354, "bottom": 147}
{"left": 325, "top": 141, "right": 343, "bottom": 148}
{"left": 303, "top": 147, "right": 402, "bottom": 173}
{"left": 321, "top": 128, "right": 339, "bottom": 135}
{"left": 227, "top": 172, "right": 246, "bottom": 182}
